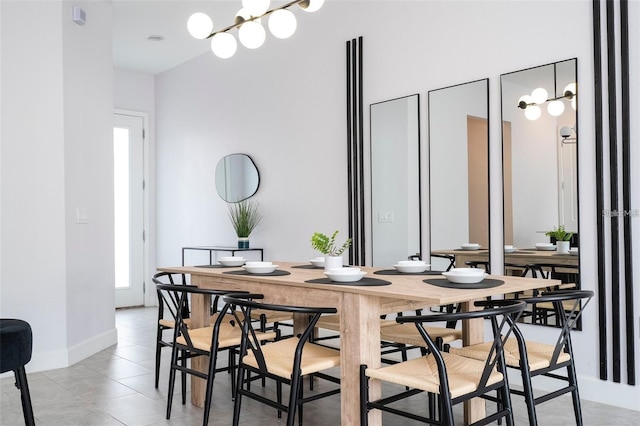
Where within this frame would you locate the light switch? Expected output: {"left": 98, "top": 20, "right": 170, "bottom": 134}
{"left": 76, "top": 208, "right": 88, "bottom": 224}
{"left": 378, "top": 212, "right": 394, "bottom": 223}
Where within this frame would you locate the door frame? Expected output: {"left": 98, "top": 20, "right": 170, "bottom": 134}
{"left": 114, "top": 109, "right": 151, "bottom": 306}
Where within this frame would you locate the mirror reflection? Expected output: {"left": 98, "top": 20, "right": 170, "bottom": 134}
{"left": 370, "top": 94, "right": 421, "bottom": 267}
{"left": 215, "top": 153, "right": 260, "bottom": 202}
{"left": 428, "top": 79, "right": 490, "bottom": 272}
{"left": 501, "top": 58, "right": 580, "bottom": 328}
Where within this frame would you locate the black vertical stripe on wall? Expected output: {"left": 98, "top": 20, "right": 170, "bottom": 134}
{"left": 346, "top": 41, "right": 354, "bottom": 266}
{"left": 357, "top": 36, "right": 365, "bottom": 266}
{"left": 619, "top": 0, "right": 636, "bottom": 386}
{"left": 346, "top": 38, "right": 365, "bottom": 266}
{"left": 592, "top": 0, "right": 608, "bottom": 382}
{"left": 606, "top": 0, "right": 621, "bottom": 383}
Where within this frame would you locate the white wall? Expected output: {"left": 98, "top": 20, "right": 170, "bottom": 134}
{"left": 153, "top": 0, "right": 639, "bottom": 409}
{"left": 0, "top": 0, "right": 116, "bottom": 371}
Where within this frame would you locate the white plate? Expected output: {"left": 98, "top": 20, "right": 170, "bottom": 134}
{"left": 460, "top": 244, "right": 481, "bottom": 251}
{"left": 448, "top": 268, "right": 486, "bottom": 276}
{"left": 442, "top": 271, "right": 487, "bottom": 284}
{"left": 218, "top": 258, "right": 246, "bottom": 267}
{"left": 535, "top": 244, "right": 556, "bottom": 251}
{"left": 309, "top": 259, "right": 325, "bottom": 267}
{"left": 504, "top": 247, "right": 516, "bottom": 253}
{"left": 324, "top": 271, "right": 366, "bottom": 282}
{"left": 244, "top": 264, "right": 278, "bottom": 274}
{"left": 393, "top": 264, "right": 428, "bottom": 273}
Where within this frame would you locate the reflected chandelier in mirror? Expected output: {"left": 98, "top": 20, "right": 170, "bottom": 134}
{"left": 215, "top": 153, "right": 260, "bottom": 202}
{"left": 501, "top": 58, "right": 580, "bottom": 329}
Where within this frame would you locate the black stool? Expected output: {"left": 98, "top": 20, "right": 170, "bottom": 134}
{"left": 1, "top": 319, "right": 35, "bottom": 426}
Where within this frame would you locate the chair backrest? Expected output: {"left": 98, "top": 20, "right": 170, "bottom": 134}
{"left": 512, "top": 289, "right": 594, "bottom": 366}
{"left": 397, "top": 300, "right": 526, "bottom": 398}
{"left": 222, "top": 293, "right": 337, "bottom": 373}
{"left": 155, "top": 283, "right": 247, "bottom": 350}
{"left": 153, "top": 272, "right": 190, "bottom": 321}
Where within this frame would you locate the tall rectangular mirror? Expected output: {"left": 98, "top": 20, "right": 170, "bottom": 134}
{"left": 429, "top": 79, "right": 490, "bottom": 272}
{"left": 501, "top": 58, "right": 580, "bottom": 328}
{"left": 370, "top": 94, "right": 421, "bottom": 267}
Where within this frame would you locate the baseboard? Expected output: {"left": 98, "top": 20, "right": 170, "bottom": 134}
{"left": 6, "top": 327, "right": 119, "bottom": 375}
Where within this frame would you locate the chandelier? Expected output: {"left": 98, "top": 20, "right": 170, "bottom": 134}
{"left": 516, "top": 63, "right": 577, "bottom": 121}
{"left": 187, "top": 0, "right": 325, "bottom": 59}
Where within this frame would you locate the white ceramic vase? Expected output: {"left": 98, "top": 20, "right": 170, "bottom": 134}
{"left": 324, "top": 255, "right": 343, "bottom": 272}
{"left": 556, "top": 241, "right": 570, "bottom": 253}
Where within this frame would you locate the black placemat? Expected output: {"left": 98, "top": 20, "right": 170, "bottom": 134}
{"left": 374, "top": 269, "right": 443, "bottom": 276}
{"left": 291, "top": 264, "right": 323, "bottom": 269}
{"left": 423, "top": 278, "right": 504, "bottom": 289}
{"left": 305, "top": 277, "right": 391, "bottom": 286}
{"left": 195, "top": 264, "right": 233, "bottom": 268}
{"left": 223, "top": 270, "right": 291, "bottom": 277}
{"left": 453, "top": 248, "right": 487, "bottom": 251}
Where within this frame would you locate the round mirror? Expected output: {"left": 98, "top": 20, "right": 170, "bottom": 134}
{"left": 215, "top": 153, "right": 260, "bottom": 202}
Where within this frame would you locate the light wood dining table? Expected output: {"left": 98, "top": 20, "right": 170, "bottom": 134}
{"left": 158, "top": 262, "right": 558, "bottom": 425}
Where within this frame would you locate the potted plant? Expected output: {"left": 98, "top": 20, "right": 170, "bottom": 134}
{"left": 228, "top": 200, "right": 262, "bottom": 249}
{"left": 545, "top": 225, "right": 573, "bottom": 253}
{"left": 311, "top": 230, "right": 352, "bottom": 271}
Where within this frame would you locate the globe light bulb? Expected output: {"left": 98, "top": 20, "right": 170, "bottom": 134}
{"left": 242, "top": 0, "right": 270, "bottom": 17}
{"left": 531, "top": 88, "right": 548, "bottom": 104}
{"left": 268, "top": 9, "right": 297, "bottom": 39}
{"left": 235, "top": 8, "right": 261, "bottom": 25}
{"left": 524, "top": 105, "right": 541, "bottom": 120}
{"left": 299, "top": 0, "right": 325, "bottom": 12}
{"left": 238, "top": 21, "right": 266, "bottom": 49}
{"left": 210, "top": 32, "right": 237, "bottom": 59}
{"left": 571, "top": 97, "right": 577, "bottom": 110}
{"left": 563, "top": 83, "right": 577, "bottom": 98}
{"left": 547, "top": 100, "right": 565, "bottom": 116}
{"left": 187, "top": 12, "right": 213, "bottom": 39}
{"left": 517, "top": 94, "right": 532, "bottom": 109}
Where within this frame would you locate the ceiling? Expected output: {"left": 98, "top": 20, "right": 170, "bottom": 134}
{"left": 113, "top": 1, "right": 244, "bottom": 75}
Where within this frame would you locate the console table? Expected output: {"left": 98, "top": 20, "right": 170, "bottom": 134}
{"left": 181, "top": 246, "right": 264, "bottom": 266}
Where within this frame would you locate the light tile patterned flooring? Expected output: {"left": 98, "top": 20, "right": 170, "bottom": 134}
{"left": 1, "top": 307, "right": 637, "bottom": 425}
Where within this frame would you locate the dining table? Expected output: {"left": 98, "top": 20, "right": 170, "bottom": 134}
{"left": 157, "top": 261, "right": 559, "bottom": 425}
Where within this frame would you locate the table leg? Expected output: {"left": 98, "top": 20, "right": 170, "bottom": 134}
{"left": 462, "top": 299, "right": 485, "bottom": 424}
{"left": 189, "top": 291, "right": 210, "bottom": 408}
{"left": 339, "top": 293, "right": 382, "bottom": 425}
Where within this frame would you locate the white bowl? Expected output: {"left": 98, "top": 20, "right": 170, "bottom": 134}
{"left": 504, "top": 245, "right": 516, "bottom": 253}
{"left": 218, "top": 256, "right": 246, "bottom": 267}
{"left": 535, "top": 243, "right": 556, "bottom": 251}
{"left": 326, "top": 267, "right": 361, "bottom": 275}
{"left": 309, "top": 258, "right": 325, "bottom": 267}
{"left": 244, "top": 264, "right": 278, "bottom": 274}
{"left": 460, "top": 243, "right": 481, "bottom": 251}
{"left": 325, "top": 270, "right": 366, "bottom": 282}
{"left": 442, "top": 271, "right": 487, "bottom": 284}
{"left": 447, "top": 268, "right": 485, "bottom": 276}
{"left": 394, "top": 263, "right": 429, "bottom": 273}
{"left": 245, "top": 261, "right": 272, "bottom": 267}
{"left": 396, "top": 260, "right": 426, "bottom": 266}
{"left": 568, "top": 248, "right": 579, "bottom": 256}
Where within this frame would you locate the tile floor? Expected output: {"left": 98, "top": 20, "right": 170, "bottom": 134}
{"left": 1, "top": 307, "right": 637, "bottom": 425}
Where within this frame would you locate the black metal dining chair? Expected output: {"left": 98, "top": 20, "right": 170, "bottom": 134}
{"left": 451, "top": 290, "right": 594, "bottom": 425}
{"left": 223, "top": 293, "right": 341, "bottom": 426}
{"left": 360, "top": 299, "right": 526, "bottom": 425}
{"left": 0, "top": 319, "right": 35, "bottom": 426}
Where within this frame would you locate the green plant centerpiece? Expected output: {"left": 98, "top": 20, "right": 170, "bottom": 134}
{"left": 228, "top": 200, "right": 262, "bottom": 248}
{"left": 311, "top": 230, "right": 352, "bottom": 271}
{"left": 545, "top": 225, "right": 573, "bottom": 242}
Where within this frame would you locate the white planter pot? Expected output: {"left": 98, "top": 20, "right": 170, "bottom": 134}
{"left": 556, "top": 241, "right": 570, "bottom": 253}
{"left": 324, "top": 255, "right": 343, "bottom": 272}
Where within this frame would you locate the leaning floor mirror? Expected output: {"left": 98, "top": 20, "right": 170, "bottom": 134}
{"left": 501, "top": 58, "right": 580, "bottom": 328}
{"left": 370, "top": 94, "right": 421, "bottom": 267}
{"left": 428, "top": 79, "right": 490, "bottom": 273}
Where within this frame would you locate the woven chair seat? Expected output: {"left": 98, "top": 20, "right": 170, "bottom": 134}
{"left": 365, "top": 351, "right": 503, "bottom": 399}
{"left": 381, "top": 323, "right": 462, "bottom": 347}
{"left": 177, "top": 324, "right": 277, "bottom": 352}
{"left": 451, "top": 337, "right": 570, "bottom": 371}
{"left": 243, "top": 337, "right": 340, "bottom": 378}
